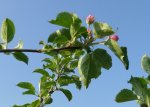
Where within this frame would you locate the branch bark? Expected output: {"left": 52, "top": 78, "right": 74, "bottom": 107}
{"left": 0, "top": 46, "right": 82, "bottom": 53}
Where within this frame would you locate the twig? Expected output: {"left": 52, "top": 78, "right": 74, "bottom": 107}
{"left": 0, "top": 46, "right": 82, "bottom": 53}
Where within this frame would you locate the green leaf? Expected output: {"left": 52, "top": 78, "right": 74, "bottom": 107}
{"left": 141, "top": 54, "right": 150, "bottom": 74}
{"left": 78, "top": 51, "right": 101, "bottom": 88}
{"left": 0, "top": 43, "right": 7, "bottom": 49}
{"left": 59, "top": 88, "right": 72, "bottom": 101}
{"left": 72, "top": 75, "right": 82, "bottom": 89}
{"left": 40, "top": 76, "right": 56, "bottom": 87}
{"left": 0, "top": 44, "right": 3, "bottom": 49}
{"left": 48, "top": 28, "right": 71, "bottom": 43}
{"left": 78, "top": 26, "right": 88, "bottom": 35}
{"left": 54, "top": 35, "right": 68, "bottom": 44}
{"left": 93, "top": 49, "right": 112, "bottom": 70}
{"left": 39, "top": 76, "right": 56, "bottom": 96}
{"left": 115, "top": 89, "right": 138, "bottom": 103}
{"left": 70, "top": 19, "right": 82, "bottom": 38}
{"left": 59, "top": 50, "right": 72, "bottom": 57}
{"left": 12, "top": 52, "right": 28, "bottom": 64}
{"left": 121, "top": 47, "right": 129, "bottom": 69}
{"left": 42, "top": 58, "right": 54, "bottom": 63}
{"left": 73, "top": 50, "right": 84, "bottom": 59}
{"left": 13, "top": 104, "right": 30, "bottom": 107}
{"left": 13, "top": 100, "right": 40, "bottom": 107}
{"left": 77, "top": 26, "right": 88, "bottom": 39}
{"left": 60, "top": 57, "right": 72, "bottom": 66}
{"left": 43, "top": 58, "right": 57, "bottom": 72}
{"left": 141, "top": 104, "right": 148, "bottom": 107}
{"left": 31, "top": 100, "right": 40, "bottom": 107}
{"left": 39, "top": 40, "right": 45, "bottom": 45}
{"left": 49, "top": 11, "right": 81, "bottom": 28}
{"left": 62, "top": 68, "right": 75, "bottom": 74}
{"left": 15, "top": 40, "right": 23, "bottom": 49}
{"left": 129, "top": 77, "right": 147, "bottom": 101}
{"left": 57, "top": 75, "right": 81, "bottom": 89}
{"left": 43, "top": 44, "right": 53, "bottom": 51}
{"left": 44, "top": 96, "right": 53, "bottom": 104}
{"left": 93, "top": 22, "right": 114, "bottom": 38}
{"left": 17, "top": 82, "right": 35, "bottom": 95}
{"left": 57, "top": 76, "right": 72, "bottom": 86}
{"left": 68, "top": 60, "right": 78, "bottom": 69}
{"left": 105, "top": 39, "right": 129, "bottom": 70}
{"left": 1, "top": 18, "right": 15, "bottom": 43}
{"left": 33, "top": 69, "right": 50, "bottom": 77}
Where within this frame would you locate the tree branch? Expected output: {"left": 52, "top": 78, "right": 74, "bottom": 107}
{"left": 52, "top": 46, "right": 82, "bottom": 52}
{"left": 0, "top": 46, "right": 82, "bottom": 53}
{"left": 0, "top": 49, "right": 42, "bottom": 53}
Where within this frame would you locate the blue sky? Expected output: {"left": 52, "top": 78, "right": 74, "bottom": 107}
{"left": 0, "top": 0, "right": 150, "bottom": 107}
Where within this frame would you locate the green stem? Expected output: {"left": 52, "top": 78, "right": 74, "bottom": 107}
{"left": 38, "top": 72, "right": 61, "bottom": 107}
{"left": 90, "top": 41, "right": 106, "bottom": 46}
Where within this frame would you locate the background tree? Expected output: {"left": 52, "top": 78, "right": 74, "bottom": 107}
{"left": 0, "top": 1, "right": 149, "bottom": 107}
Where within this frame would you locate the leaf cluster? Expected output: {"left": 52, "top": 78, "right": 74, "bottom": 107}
{"left": 116, "top": 55, "right": 150, "bottom": 107}
{"left": 0, "top": 18, "right": 28, "bottom": 64}
{"left": 0, "top": 11, "right": 129, "bottom": 107}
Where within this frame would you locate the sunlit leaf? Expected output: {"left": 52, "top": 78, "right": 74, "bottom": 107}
{"left": 129, "top": 77, "right": 147, "bottom": 101}
{"left": 68, "top": 60, "right": 78, "bottom": 69}
{"left": 43, "top": 58, "right": 57, "bottom": 72}
{"left": 105, "top": 39, "right": 129, "bottom": 69}
{"left": 48, "top": 28, "right": 71, "bottom": 44}
{"left": 141, "top": 54, "right": 150, "bottom": 74}
{"left": 15, "top": 40, "right": 23, "bottom": 49}
{"left": 78, "top": 51, "right": 101, "bottom": 88}
{"left": 58, "top": 75, "right": 81, "bottom": 89}
{"left": 30, "top": 100, "right": 40, "bottom": 107}
{"left": 49, "top": 11, "right": 81, "bottom": 28}
{"left": 1, "top": 18, "right": 15, "bottom": 43}
{"left": 13, "top": 103, "right": 30, "bottom": 107}
{"left": 70, "top": 20, "right": 82, "bottom": 38}
{"left": 13, "top": 100, "right": 40, "bottom": 107}
{"left": 40, "top": 76, "right": 56, "bottom": 96}
{"left": 93, "top": 22, "right": 114, "bottom": 38}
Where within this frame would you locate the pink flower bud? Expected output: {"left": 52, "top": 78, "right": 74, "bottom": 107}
{"left": 86, "top": 15, "right": 95, "bottom": 25}
{"left": 110, "top": 34, "right": 119, "bottom": 41}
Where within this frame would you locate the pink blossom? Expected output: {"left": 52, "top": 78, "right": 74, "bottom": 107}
{"left": 110, "top": 34, "right": 119, "bottom": 41}
{"left": 86, "top": 15, "right": 95, "bottom": 25}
